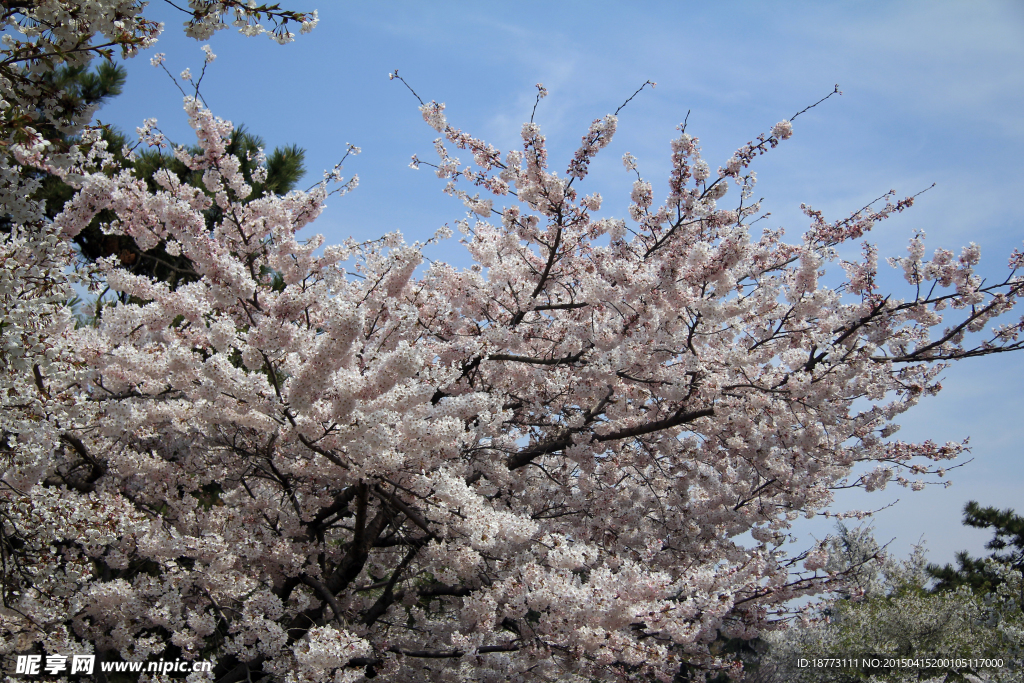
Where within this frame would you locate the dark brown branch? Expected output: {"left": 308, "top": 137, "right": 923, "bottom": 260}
{"left": 505, "top": 403, "right": 712, "bottom": 473}
{"left": 361, "top": 545, "right": 419, "bottom": 626}
{"left": 805, "top": 297, "right": 889, "bottom": 372}
{"left": 417, "top": 583, "right": 473, "bottom": 598}
{"left": 594, "top": 406, "right": 714, "bottom": 444}
{"left": 301, "top": 575, "right": 345, "bottom": 625}
{"left": 510, "top": 225, "right": 564, "bottom": 326}
{"left": 297, "top": 434, "right": 349, "bottom": 470}
{"left": 322, "top": 509, "right": 389, "bottom": 597}
{"left": 734, "top": 478, "right": 778, "bottom": 511}
{"left": 59, "top": 433, "right": 106, "bottom": 489}
{"left": 32, "top": 364, "right": 49, "bottom": 399}
{"left": 349, "top": 643, "right": 521, "bottom": 667}
{"left": 373, "top": 485, "right": 435, "bottom": 539}
{"left": 310, "top": 487, "right": 358, "bottom": 529}
{"left": 487, "top": 348, "right": 587, "bottom": 366}
{"left": 431, "top": 355, "right": 482, "bottom": 404}
{"left": 533, "top": 302, "right": 588, "bottom": 311}
{"left": 398, "top": 644, "right": 521, "bottom": 657}
{"left": 506, "top": 386, "right": 618, "bottom": 471}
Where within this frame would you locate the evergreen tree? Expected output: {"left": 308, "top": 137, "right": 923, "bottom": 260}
{"left": 928, "top": 501, "right": 1024, "bottom": 596}
{"left": 71, "top": 124, "right": 306, "bottom": 290}
{"left": 0, "top": 61, "right": 126, "bottom": 233}
{"left": 5, "top": 62, "right": 307, "bottom": 293}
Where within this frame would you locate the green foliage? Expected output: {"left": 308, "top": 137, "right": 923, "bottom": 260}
{"left": 1, "top": 62, "right": 127, "bottom": 233}
{"left": 7, "top": 60, "right": 127, "bottom": 150}
{"left": 929, "top": 501, "right": 1024, "bottom": 595}
{"left": 265, "top": 142, "right": 307, "bottom": 196}
{"left": 42, "top": 61, "right": 128, "bottom": 130}
{"left": 71, "top": 124, "right": 305, "bottom": 291}
{"left": 9, "top": 62, "right": 307, "bottom": 299}
{"left": 130, "top": 124, "right": 306, "bottom": 198}
{"left": 751, "top": 516, "right": 1024, "bottom": 683}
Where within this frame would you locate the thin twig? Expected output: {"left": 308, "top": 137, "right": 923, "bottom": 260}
{"left": 790, "top": 84, "right": 841, "bottom": 122}
{"left": 615, "top": 79, "right": 656, "bottom": 115}
{"left": 390, "top": 69, "right": 424, "bottom": 105}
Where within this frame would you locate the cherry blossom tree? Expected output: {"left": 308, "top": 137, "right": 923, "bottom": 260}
{"left": 3, "top": 5, "right": 1024, "bottom": 683}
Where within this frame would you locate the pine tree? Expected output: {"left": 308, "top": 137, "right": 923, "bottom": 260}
{"left": 0, "top": 61, "right": 127, "bottom": 234}
{"left": 72, "top": 124, "right": 305, "bottom": 290}
{"left": 6, "top": 62, "right": 307, "bottom": 294}
{"left": 928, "top": 501, "right": 1024, "bottom": 595}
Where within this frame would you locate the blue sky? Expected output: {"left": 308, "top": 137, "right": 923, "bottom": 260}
{"left": 99, "top": 1, "right": 1024, "bottom": 566}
